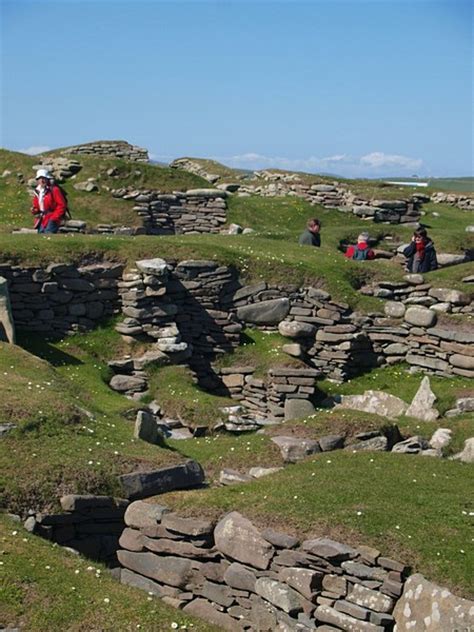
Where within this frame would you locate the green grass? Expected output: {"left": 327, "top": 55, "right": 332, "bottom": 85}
{"left": 0, "top": 514, "right": 216, "bottom": 632}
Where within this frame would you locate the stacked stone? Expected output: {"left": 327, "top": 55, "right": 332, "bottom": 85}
{"left": 62, "top": 140, "right": 149, "bottom": 162}
{"left": 431, "top": 191, "right": 474, "bottom": 211}
{"left": 0, "top": 262, "right": 122, "bottom": 334}
{"left": 31, "top": 156, "right": 82, "bottom": 182}
{"left": 170, "top": 157, "right": 221, "bottom": 183}
{"left": 26, "top": 495, "right": 129, "bottom": 565}
{"left": 362, "top": 278, "right": 473, "bottom": 315}
{"left": 118, "top": 506, "right": 408, "bottom": 631}
{"left": 348, "top": 197, "right": 424, "bottom": 224}
{"left": 267, "top": 368, "right": 320, "bottom": 418}
{"left": 364, "top": 306, "right": 474, "bottom": 378}
{"left": 112, "top": 188, "right": 228, "bottom": 235}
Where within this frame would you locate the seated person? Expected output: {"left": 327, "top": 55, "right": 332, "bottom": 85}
{"left": 344, "top": 232, "right": 375, "bottom": 260}
{"left": 403, "top": 228, "right": 438, "bottom": 273}
{"left": 31, "top": 169, "right": 67, "bottom": 233}
{"left": 299, "top": 218, "right": 321, "bottom": 247}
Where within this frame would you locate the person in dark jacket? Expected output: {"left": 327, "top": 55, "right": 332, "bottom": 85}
{"left": 344, "top": 232, "right": 375, "bottom": 260}
{"left": 403, "top": 228, "right": 438, "bottom": 273}
{"left": 31, "top": 169, "right": 67, "bottom": 233}
{"left": 299, "top": 218, "right": 321, "bottom": 247}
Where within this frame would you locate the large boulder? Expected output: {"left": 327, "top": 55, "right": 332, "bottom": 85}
{"left": 428, "top": 288, "right": 471, "bottom": 305}
{"left": 335, "top": 391, "right": 407, "bottom": 420}
{"left": 271, "top": 436, "right": 321, "bottom": 463}
{"left": 393, "top": 573, "right": 474, "bottom": 631}
{"left": 405, "top": 377, "right": 439, "bottom": 421}
{"left": 0, "top": 277, "right": 15, "bottom": 343}
{"left": 451, "top": 437, "right": 474, "bottom": 463}
{"left": 236, "top": 298, "right": 290, "bottom": 325}
{"left": 278, "top": 320, "right": 316, "bottom": 338}
{"left": 214, "top": 511, "right": 274, "bottom": 570}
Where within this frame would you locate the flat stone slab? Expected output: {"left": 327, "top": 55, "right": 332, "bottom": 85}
{"left": 236, "top": 298, "right": 290, "bottom": 325}
{"left": 335, "top": 391, "right": 407, "bottom": 419}
{"left": 118, "top": 460, "right": 204, "bottom": 500}
{"left": 0, "top": 276, "right": 15, "bottom": 343}
{"left": 214, "top": 511, "right": 274, "bottom": 570}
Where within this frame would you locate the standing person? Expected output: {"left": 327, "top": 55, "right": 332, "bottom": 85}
{"left": 299, "top": 218, "right": 321, "bottom": 247}
{"left": 344, "top": 232, "right": 375, "bottom": 260}
{"left": 403, "top": 228, "right": 438, "bottom": 273}
{"left": 31, "top": 169, "right": 67, "bottom": 233}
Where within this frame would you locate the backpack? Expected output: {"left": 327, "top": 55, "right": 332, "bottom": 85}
{"left": 352, "top": 245, "right": 369, "bottom": 261}
{"left": 54, "top": 184, "right": 72, "bottom": 222}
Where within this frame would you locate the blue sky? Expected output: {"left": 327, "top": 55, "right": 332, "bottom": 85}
{"left": 1, "top": 0, "right": 472, "bottom": 177}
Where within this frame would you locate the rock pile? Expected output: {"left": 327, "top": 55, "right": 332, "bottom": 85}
{"left": 170, "top": 158, "right": 221, "bottom": 183}
{"left": 62, "top": 140, "right": 149, "bottom": 162}
{"left": 117, "top": 506, "right": 410, "bottom": 631}
{"left": 110, "top": 187, "right": 228, "bottom": 234}
{"left": 31, "top": 156, "right": 82, "bottom": 182}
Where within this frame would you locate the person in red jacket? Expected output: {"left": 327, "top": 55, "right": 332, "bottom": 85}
{"left": 344, "top": 232, "right": 375, "bottom": 261}
{"left": 31, "top": 169, "right": 67, "bottom": 233}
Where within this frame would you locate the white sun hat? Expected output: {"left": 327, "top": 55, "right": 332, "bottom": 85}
{"left": 35, "top": 168, "right": 53, "bottom": 180}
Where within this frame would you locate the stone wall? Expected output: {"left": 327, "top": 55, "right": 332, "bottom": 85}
{"left": 110, "top": 188, "right": 228, "bottom": 234}
{"left": 117, "top": 504, "right": 408, "bottom": 631}
{"left": 431, "top": 191, "right": 474, "bottom": 211}
{"left": 0, "top": 262, "right": 123, "bottom": 335}
{"left": 26, "top": 495, "right": 129, "bottom": 565}
{"left": 61, "top": 140, "right": 149, "bottom": 162}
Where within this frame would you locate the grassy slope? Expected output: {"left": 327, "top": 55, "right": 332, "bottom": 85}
{"left": 0, "top": 330, "right": 185, "bottom": 515}
{"left": 0, "top": 515, "right": 216, "bottom": 632}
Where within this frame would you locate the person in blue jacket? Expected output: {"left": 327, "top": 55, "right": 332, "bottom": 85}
{"left": 403, "top": 228, "right": 438, "bottom": 273}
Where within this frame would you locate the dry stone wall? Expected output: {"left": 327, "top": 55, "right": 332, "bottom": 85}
{"left": 110, "top": 187, "right": 228, "bottom": 234}
{"left": 431, "top": 191, "right": 474, "bottom": 211}
{"left": 61, "top": 140, "right": 149, "bottom": 162}
{"left": 117, "top": 504, "right": 409, "bottom": 631}
{"left": 0, "top": 262, "right": 123, "bottom": 335}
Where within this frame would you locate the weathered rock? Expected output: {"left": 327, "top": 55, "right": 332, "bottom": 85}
{"left": 255, "top": 577, "right": 303, "bottom": 615}
{"left": 0, "top": 277, "right": 15, "bottom": 343}
{"left": 109, "top": 374, "right": 147, "bottom": 393}
{"left": 428, "top": 288, "right": 471, "bottom": 305}
{"left": 437, "top": 253, "right": 469, "bottom": 267}
{"left": 347, "top": 436, "right": 388, "bottom": 452}
{"left": 271, "top": 435, "right": 321, "bottom": 463}
{"left": 391, "top": 436, "right": 430, "bottom": 454}
{"left": 284, "top": 398, "right": 316, "bottom": 421}
{"left": 336, "top": 391, "right": 407, "bottom": 419}
{"left": 429, "top": 428, "right": 452, "bottom": 450}
{"left": 117, "top": 550, "right": 193, "bottom": 587}
{"left": 223, "top": 562, "right": 257, "bottom": 592}
{"left": 279, "top": 567, "right": 323, "bottom": 600}
{"left": 161, "top": 513, "right": 214, "bottom": 537}
{"left": 237, "top": 298, "right": 290, "bottom": 325}
{"left": 134, "top": 410, "right": 162, "bottom": 444}
{"left": 393, "top": 573, "right": 474, "bottom": 631}
{"left": 135, "top": 258, "right": 170, "bottom": 276}
{"left": 219, "top": 469, "right": 253, "bottom": 485}
{"left": 315, "top": 604, "right": 384, "bottom": 631}
{"left": 347, "top": 583, "right": 394, "bottom": 613}
{"left": 302, "top": 538, "right": 356, "bottom": 562}
{"left": 214, "top": 512, "right": 274, "bottom": 570}
{"left": 450, "top": 354, "right": 474, "bottom": 370}
{"left": 249, "top": 466, "right": 283, "bottom": 479}
{"left": 262, "top": 528, "right": 299, "bottom": 549}
{"left": 404, "top": 306, "right": 437, "bottom": 328}
{"left": 278, "top": 320, "right": 317, "bottom": 338}
{"left": 319, "top": 435, "right": 345, "bottom": 451}
{"left": 124, "top": 500, "right": 169, "bottom": 528}
{"left": 118, "top": 460, "right": 205, "bottom": 500}
{"left": 384, "top": 301, "right": 406, "bottom": 318}
{"left": 405, "top": 376, "right": 439, "bottom": 421}
{"left": 451, "top": 437, "right": 474, "bottom": 463}
{"left": 183, "top": 598, "right": 236, "bottom": 631}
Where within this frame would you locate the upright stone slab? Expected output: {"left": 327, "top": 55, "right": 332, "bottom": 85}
{"left": 0, "top": 276, "right": 15, "bottom": 343}
{"left": 336, "top": 391, "right": 407, "bottom": 419}
{"left": 405, "top": 376, "right": 439, "bottom": 421}
{"left": 393, "top": 573, "right": 474, "bottom": 631}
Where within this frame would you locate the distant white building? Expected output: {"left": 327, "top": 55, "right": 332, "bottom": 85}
{"left": 385, "top": 181, "right": 428, "bottom": 188}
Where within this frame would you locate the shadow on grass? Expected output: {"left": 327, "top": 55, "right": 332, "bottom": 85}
{"left": 17, "top": 332, "right": 83, "bottom": 367}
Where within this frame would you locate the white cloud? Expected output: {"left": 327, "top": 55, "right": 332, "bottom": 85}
{"left": 360, "top": 152, "right": 423, "bottom": 170}
{"left": 18, "top": 145, "right": 51, "bottom": 155}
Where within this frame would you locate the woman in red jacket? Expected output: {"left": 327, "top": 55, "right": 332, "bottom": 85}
{"left": 31, "top": 169, "right": 67, "bottom": 233}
